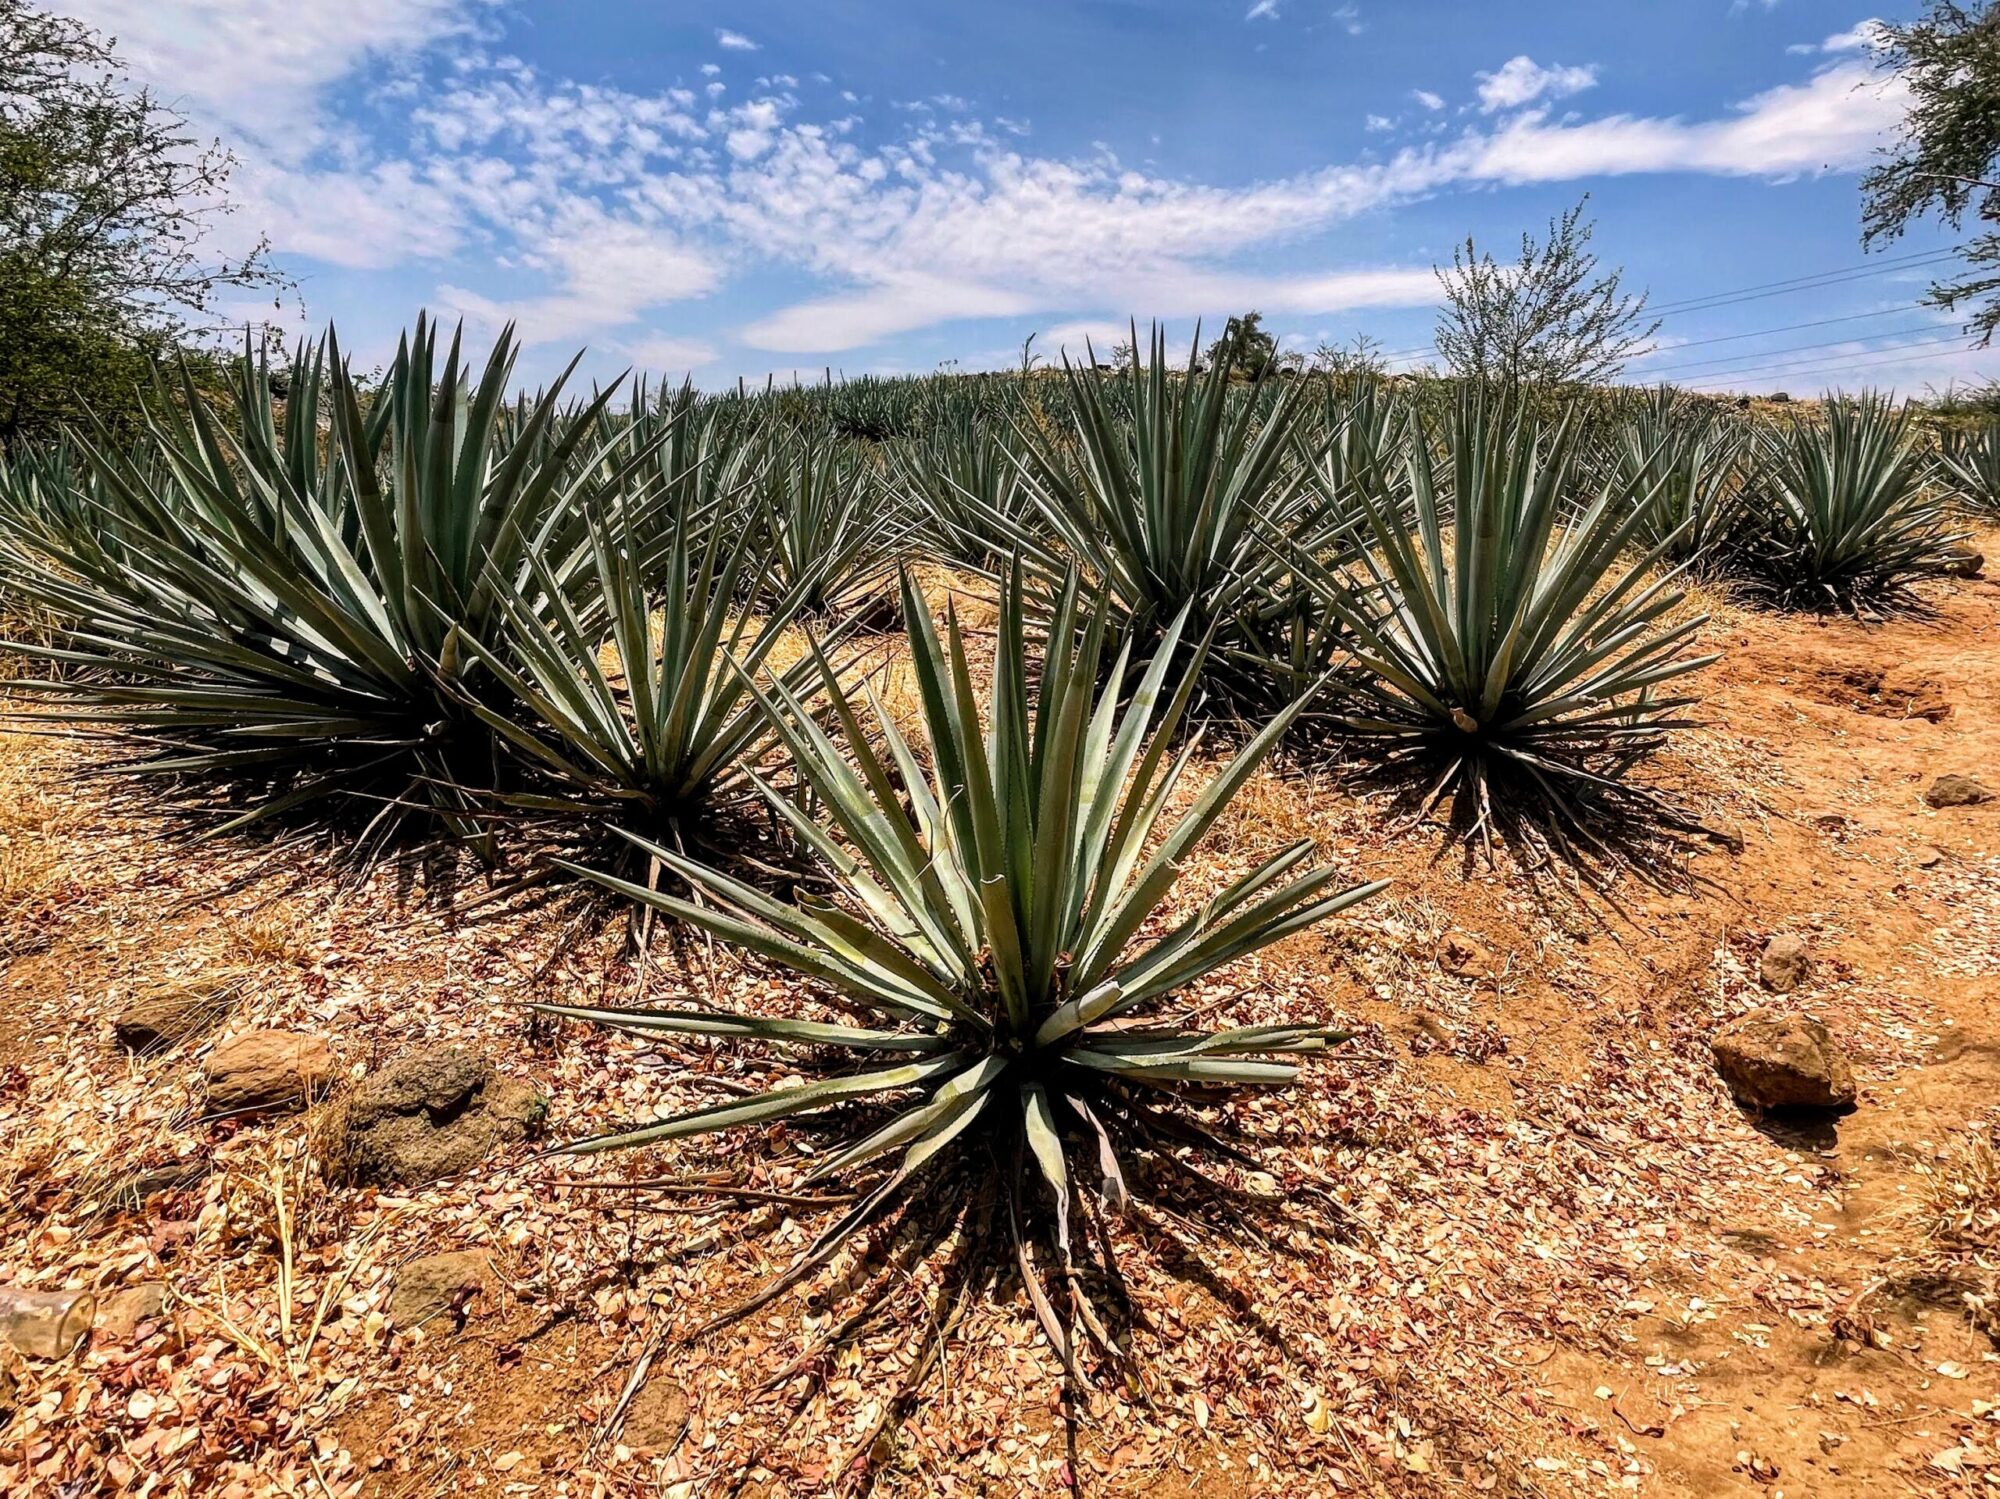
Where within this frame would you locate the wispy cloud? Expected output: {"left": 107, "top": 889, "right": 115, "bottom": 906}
{"left": 1788, "top": 19, "right": 1885, "bottom": 55}
{"left": 716, "top": 28, "right": 759, "bottom": 51}
{"left": 1331, "top": 4, "right": 1364, "bottom": 36}
{"left": 1245, "top": 1, "right": 1281, "bottom": 20}
{"left": 52, "top": 0, "right": 1917, "bottom": 370}
{"left": 1475, "top": 55, "right": 1600, "bottom": 113}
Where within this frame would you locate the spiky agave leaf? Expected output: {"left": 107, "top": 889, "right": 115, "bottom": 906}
{"left": 1940, "top": 420, "right": 2000, "bottom": 520}
{"left": 1601, "top": 387, "right": 1749, "bottom": 578}
{"left": 547, "top": 566, "right": 1384, "bottom": 1374}
{"left": 1270, "top": 388, "right": 1718, "bottom": 857}
{"left": 753, "top": 428, "right": 907, "bottom": 617}
{"left": 452, "top": 487, "right": 856, "bottom": 857}
{"left": 996, "top": 323, "right": 1316, "bottom": 697}
{"left": 886, "top": 414, "right": 1037, "bottom": 571}
{"left": 1742, "top": 394, "right": 1964, "bottom": 611}
{"left": 0, "top": 317, "right": 663, "bottom": 852}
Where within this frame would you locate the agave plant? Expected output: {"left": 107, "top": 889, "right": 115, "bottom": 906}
{"left": 1941, "top": 421, "right": 2000, "bottom": 520}
{"left": 0, "top": 318, "right": 659, "bottom": 847}
{"left": 1000, "top": 323, "right": 1315, "bottom": 688}
{"left": 1742, "top": 395, "right": 1962, "bottom": 611}
{"left": 451, "top": 494, "right": 852, "bottom": 859}
{"left": 1601, "top": 388, "right": 1748, "bottom": 576}
{"left": 1274, "top": 390, "right": 1717, "bottom": 853}
{"left": 753, "top": 429, "right": 906, "bottom": 617}
{"left": 543, "top": 567, "right": 1383, "bottom": 1378}
{"left": 886, "top": 415, "right": 1035, "bottom": 571}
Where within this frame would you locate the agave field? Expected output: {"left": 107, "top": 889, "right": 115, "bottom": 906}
{"left": 2, "top": 319, "right": 1999, "bottom": 1497}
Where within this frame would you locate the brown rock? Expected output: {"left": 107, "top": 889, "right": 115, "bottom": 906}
{"left": 388, "top": 1249, "right": 495, "bottom": 1330}
{"left": 329, "top": 1046, "right": 546, "bottom": 1187}
{"left": 112, "top": 978, "right": 236, "bottom": 1056}
{"left": 1758, "top": 933, "right": 1811, "bottom": 994}
{"left": 624, "top": 1377, "right": 690, "bottom": 1452}
{"left": 1925, "top": 774, "right": 1994, "bottom": 809}
{"left": 1712, "top": 1008, "right": 1856, "bottom": 1112}
{"left": 1946, "top": 547, "right": 1985, "bottom": 578}
{"left": 204, "top": 1030, "right": 334, "bottom": 1115}
{"left": 97, "top": 1282, "right": 168, "bottom": 1341}
{"left": 0, "top": 1287, "right": 96, "bottom": 1358}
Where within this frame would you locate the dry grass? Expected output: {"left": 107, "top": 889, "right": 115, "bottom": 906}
{"left": 1911, "top": 1120, "right": 2000, "bottom": 1261}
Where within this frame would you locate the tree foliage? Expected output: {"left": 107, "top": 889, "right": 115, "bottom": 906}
{"left": 1205, "top": 310, "right": 1278, "bottom": 378}
{"left": 0, "top": 0, "right": 286, "bottom": 447}
{"left": 1861, "top": 2, "right": 2000, "bottom": 344}
{"left": 1433, "top": 196, "right": 1658, "bottom": 388}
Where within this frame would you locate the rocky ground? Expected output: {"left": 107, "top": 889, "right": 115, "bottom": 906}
{"left": 1, "top": 544, "right": 1999, "bottom": 1497}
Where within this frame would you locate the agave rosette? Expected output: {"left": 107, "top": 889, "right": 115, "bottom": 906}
{"left": 544, "top": 567, "right": 1383, "bottom": 1366}
{"left": 1273, "top": 390, "right": 1717, "bottom": 850}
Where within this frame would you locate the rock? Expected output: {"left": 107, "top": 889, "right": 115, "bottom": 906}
{"left": 1919, "top": 847, "right": 1946, "bottom": 869}
{"left": 1925, "top": 774, "right": 1994, "bottom": 809}
{"left": 97, "top": 1282, "right": 168, "bottom": 1342}
{"left": 112, "top": 979, "right": 236, "bottom": 1056}
{"left": 0, "top": 1287, "right": 96, "bottom": 1359}
{"left": 204, "top": 1030, "right": 334, "bottom": 1115}
{"left": 624, "top": 1376, "right": 690, "bottom": 1451}
{"left": 1712, "top": 1008, "right": 1856, "bottom": 1112}
{"left": 1437, "top": 931, "right": 1494, "bottom": 977}
{"left": 388, "top": 1249, "right": 495, "bottom": 1330}
{"left": 1758, "top": 933, "right": 1812, "bottom": 994}
{"left": 329, "top": 1046, "right": 546, "bottom": 1187}
{"left": 1946, "top": 547, "right": 1985, "bottom": 579}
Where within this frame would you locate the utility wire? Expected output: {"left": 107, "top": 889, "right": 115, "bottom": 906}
{"left": 1375, "top": 248, "right": 1963, "bottom": 367}
{"left": 1682, "top": 333, "right": 1984, "bottom": 389}
{"left": 1633, "top": 322, "right": 1955, "bottom": 380}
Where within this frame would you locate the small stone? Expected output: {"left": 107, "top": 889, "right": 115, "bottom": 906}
{"left": 1712, "top": 1008, "right": 1856, "bottom": 1112}
{"left": 204, "top": 1030, "right": 334, "bottom": 1115}
{"left": 388, "top": 1249, "right": 495, "bottom": 1330}
{"left": 111, "top": 979, "right": 236, "bottom": 1056}
{"left": 0, "top": 1287, "right": 96, "bottom": 1359}
{"left": 1918, "top": 847, "right": 1945, "bottom": 869}
{"left": 328, "top": 1045, "right": 546, "bottom": 1187}
{"left": 1759, "top": 933, "right": 1811, "bottom": 994}
{"left": 1925, "top": 774, "right": 1993, "bottom": 809}
{"left": 1946, "top": 547, "right": 1985, "bottom": 579}
{"left": 97, "top": 1282, "right": 168, "bottom": 1341}
{"left": 624, "top": 1376, "right": 690, "bottom": 1451}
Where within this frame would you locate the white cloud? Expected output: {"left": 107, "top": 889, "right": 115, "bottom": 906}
{"left": 716, "top": 29, "right": 759, "bottom": 51}
{"left": 1246, "top": 0, "right": 1281, "bottom": 19}
{"left": 45, "top": 0, "right": 488, "bottom": 148}
{"left": 1462, "top": 59, "right": 1905, "bottom": 181}
{"left": 1475, "top": 55, "right": 1600, "bottom": 114}
{"left": 47, "top": 3, "right": 1923, "bottom": 368}
{"left": 1331, "top": 4, "right": 1364, "bottom": 36}
{"left": 1790, "top": 19, "right": 1886, "bottom": 55}
{"left": 1365, "top": 113, "right": 1396, "bottom": 133}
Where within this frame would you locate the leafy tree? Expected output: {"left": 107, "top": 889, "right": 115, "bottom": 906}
{"left": 1433, "top": 196, "right": 1658, "bottom": 388}
{"left": 0, "top": 0, "right": 286, "bottom": 447}
{"left": 1206, "top": 310, "right": 1279, "bottom": 379}
{"left": 1861, "top": 2, "right": 2000, "bottom": 344}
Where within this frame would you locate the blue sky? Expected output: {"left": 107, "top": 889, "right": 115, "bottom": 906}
{"left": 53, "top": 1, "right": 1999, "bottom": 394}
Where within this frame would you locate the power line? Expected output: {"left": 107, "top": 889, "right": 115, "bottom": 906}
{"left": 1634, "top": 322, "right": 1954, "bottom": 380}
{"left": 1683, "top": 335, "right": 1988, "bottom": 390}
{"left": 1625, "top": 304, "right": 1921, "bottom": 359}
{"left": 1377, "top": 248, "right": 1963, "bottom": 367}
